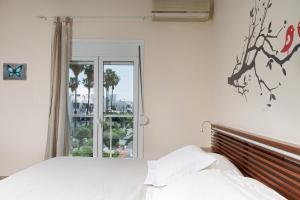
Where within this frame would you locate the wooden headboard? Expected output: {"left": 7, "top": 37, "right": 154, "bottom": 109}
{"left": 211, "top": 124, "right": 300, "bottom": 200}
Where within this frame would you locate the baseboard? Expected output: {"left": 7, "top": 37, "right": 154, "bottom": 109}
{"left": 0, "top": 176, "right": 7, "bottom": 180}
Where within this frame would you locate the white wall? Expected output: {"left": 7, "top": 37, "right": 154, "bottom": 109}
{"left": 0, "top": 0, "right": 213, "bottom": 175}
{"left": 212, "top": 0, "right": 300, "bottom": 144}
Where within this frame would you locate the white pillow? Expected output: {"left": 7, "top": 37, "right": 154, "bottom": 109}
{"left": 207, "top": 153, "right": 243, "bottom": 176}
{"left": 144, "top": 145, "right": 216, "bottom": 187}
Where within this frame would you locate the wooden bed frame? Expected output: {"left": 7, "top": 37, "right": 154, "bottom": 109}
{"left": 211, "top": 124, "right": 300, "bottom": 200}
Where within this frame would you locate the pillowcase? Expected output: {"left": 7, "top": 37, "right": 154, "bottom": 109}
{"left": 207, "top": 153, "right": 243, "bottom": 176}
{"left": 144, "top": 145, "right": 216, "bottom": 187}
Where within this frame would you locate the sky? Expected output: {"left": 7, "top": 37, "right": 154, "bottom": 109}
{"left": 69, "top": 64, "right": 134, "bottom": 102}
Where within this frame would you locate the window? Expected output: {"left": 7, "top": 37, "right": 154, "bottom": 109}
{"left": 102, "top": 61, "right": 135, "bottom": 158}
{"left": 68, "top": 40, "right": 144, "bottom": 158}
{"left": 69, "top": 61, "right": 94, "bottom": 157}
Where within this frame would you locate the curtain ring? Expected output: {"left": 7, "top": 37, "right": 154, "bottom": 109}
{"left": 53, "top": 16, "right": 60, "bottom": 23}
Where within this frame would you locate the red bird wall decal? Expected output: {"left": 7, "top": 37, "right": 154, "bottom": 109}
{"left": 281, "top": 25, "right": 295, "bottom": 54}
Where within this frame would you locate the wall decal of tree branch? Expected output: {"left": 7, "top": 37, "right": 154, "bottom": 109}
{"left": 228, "top": 0, "right": 300, "bottom": 107}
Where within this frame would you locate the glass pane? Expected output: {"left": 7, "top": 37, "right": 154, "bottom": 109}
{"left": 69, "top": 61, "right": 94, "bottom": 157}
{"left": 102, "top": 61, "right": 134, "bottom": 158}
{"left": 71, "top": 117, "right": 93, "bottom": 157}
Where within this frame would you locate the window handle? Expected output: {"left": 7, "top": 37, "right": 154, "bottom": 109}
{"left": 140, "top": 115, "right": 149, "bottom": 126}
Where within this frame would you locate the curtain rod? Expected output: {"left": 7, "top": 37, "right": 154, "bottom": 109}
{"left": 36, "top": 15, "right": 152, "bottom": 21}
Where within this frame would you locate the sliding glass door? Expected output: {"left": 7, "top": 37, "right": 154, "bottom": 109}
{"left": 68, "top": 56, "right": 140, "bottom": 158}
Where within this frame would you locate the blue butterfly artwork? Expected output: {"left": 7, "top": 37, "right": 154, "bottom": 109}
{"left": 3, "top": 63, "right": 27, "bottom": 80}
{"left": 7, "top": 64, "right": 23, "bottom": 78}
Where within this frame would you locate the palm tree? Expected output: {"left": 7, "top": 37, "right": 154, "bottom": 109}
{"left": 104, "top": 69, "right": 114, "bottom": 113}
{"left": 69, "top": 77, "right": 79, "bottom": 110}
{"left": 110, "top": 72, "right": 120, "bottom": 111}
{"left": 70, "top": 64, "right": 83, "bottom": 114}
{"left": 83, "top": 65, "right": 94, "bottom": 115}
{"left": 69, "top": 77, "right": 79, "bottom": 94}
{"left": 69, "top": 77, "right": 79, "bottom": 128}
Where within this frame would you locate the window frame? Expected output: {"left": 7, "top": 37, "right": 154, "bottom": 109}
{"left": 71, "top": 40, "right": 144, "bottom": 158}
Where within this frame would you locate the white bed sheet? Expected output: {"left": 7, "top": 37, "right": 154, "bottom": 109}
{"left": 0, "top": 157, "right": 148, "bottom": 200}
{"left": 207, "top": 153, "right": 243, "bottom": 176}
{"left": 146, "top": 169, "right": 286, "bottom": 200}
{"left": 0, "top": 154, "right": 286, "bottom": 200}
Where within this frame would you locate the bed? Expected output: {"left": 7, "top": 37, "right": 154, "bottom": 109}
{"left": 0, "top": 124, "right": 299, "bottom": 200}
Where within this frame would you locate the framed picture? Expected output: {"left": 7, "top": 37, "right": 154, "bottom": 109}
{"left": 3, "top": 63, "right": 27, "bottom": 80}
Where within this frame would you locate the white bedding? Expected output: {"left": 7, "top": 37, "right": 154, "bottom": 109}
{"left": 0, "top": 155, "right": 286, "bottom": 200}
{"left": 144, "top": 145, "right": 216, "bottom": 186}
{"left": 207, "top": 153, "right": 243, "bottom": 176}
{"left": 146, "top": 169, "right": 286, "bottom": 200}
{"left": 0, "top": 157, "right": 148, "bottom": 200}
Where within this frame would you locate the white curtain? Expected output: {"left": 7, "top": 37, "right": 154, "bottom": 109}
{"left": 45, "top": 17, "right": 72, "bottom": 159}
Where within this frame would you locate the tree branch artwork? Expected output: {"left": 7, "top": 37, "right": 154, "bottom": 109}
{"left": 228, "top": 0, "right": 300, "bottom": 107}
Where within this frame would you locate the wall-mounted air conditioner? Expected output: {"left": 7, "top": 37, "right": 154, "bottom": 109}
{"left": 152, "top": 0, "right": 213, "bottom": 22}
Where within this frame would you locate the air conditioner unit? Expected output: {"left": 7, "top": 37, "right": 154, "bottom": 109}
{"left": 152, "top": 0, "right": 213, "bottom": 22}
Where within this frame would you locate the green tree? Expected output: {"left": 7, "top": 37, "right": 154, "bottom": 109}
{"left": 125, "top": 117, "right": 133, "bottom": 129}
{"left": 69, "top": 64, "right": 83, "bottom": 114}
{"left": 102, "top": 120, "right": 109, "bottom": 132}
{"left": 85, "top": 138, "right": 93, "bottom": 147}
{"left": 110, "top": 72, "right": 120, "bottom": 110}
{"left": 69, "top": 77, "right": 79, "bottom": 94}
{"left": 69, "top": 77, "right": 79, "bottom": 128}
{"left": 74, "top": 127, "right": 91, "bottom": 148}
{"left": 104, "top": 69, "right": 114, "bottom": 113}
{"left": 79, "top": 146, "right": 93, "bottom": 157}
{"left": 72, "top": 146, "right": 93, "bottom": 157}
{"left": 83, "top": 65, "right": 94, "bottom": 115}
{"left": 113, "top": 128, "right": 126, "bottom": 138}
{"left": 103, "top": 131, "right": 120, "bottom": 149}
